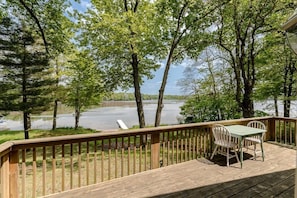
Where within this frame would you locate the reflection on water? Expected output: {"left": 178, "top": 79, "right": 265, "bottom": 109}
{"left": 5, "top": 100, "right": 184, "bottom": 131}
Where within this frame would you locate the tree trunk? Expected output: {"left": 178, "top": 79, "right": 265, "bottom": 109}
{"left": 74, "top": 106, "right": 80, "bottom": 130}
{"left": 131, "top": 53, "right": 145, "bottom": 128}
{"left": 52, "top": 59, "right": 59, "bottom": 130}
{"left": 241, "top": 85, "right": 254, "bottom": 118}
{"left": 283, "top": 58, "right": 296, "bottom": 117}
{"left": 23, "top": 112, "right": 30, "bottom": 139}
{"left": 273, "top": 95, "right": 279, "bottom": 116}
{"left": 284, "top": 100, "right": 290, "bottom": 117}
{"left": 52, "top": 99, "right": 58, "bottom": 130}
{"left": 155, "top": 42, "right": 176, "bottom": 127}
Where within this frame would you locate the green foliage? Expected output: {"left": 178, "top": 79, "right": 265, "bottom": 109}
{"left": 64, "top": 49, "right": 105, "bottom": 128}
{"left": 76, "top": 0, "right": 162, "bottom": 91}
{"left": 65, "top": 50, "right": 104, "bottom": 109}
{"left": 210, "top": 0, "right": 296, "bottom": 118}
{"left": 0, "top": 17, "right": 55, "bottom": 115}
{"left": 180, "top": 93, "right": 240, "bottom": 123}
{"left": 4, "top": 0, "right": 74, "bottom": 55}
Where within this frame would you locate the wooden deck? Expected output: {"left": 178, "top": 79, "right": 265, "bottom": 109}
{"left": 44, "top": 143, "right": 296, "bottom": 198}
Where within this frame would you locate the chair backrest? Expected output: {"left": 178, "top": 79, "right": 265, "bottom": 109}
{"left": 212, "top": 124, "right": 232, "bottom": 147}
{"left": 247, "top": 121, "right": 266, "bottom": 139}
{"left": 247, "top": 121, "right": 266, "bottom": 130}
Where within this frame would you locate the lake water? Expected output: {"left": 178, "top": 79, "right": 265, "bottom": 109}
{"left": 3, "top": 100, "right": 184, "bottom": 131}
{"left": 3, "top": 100, "right": 297, "bottom": 131}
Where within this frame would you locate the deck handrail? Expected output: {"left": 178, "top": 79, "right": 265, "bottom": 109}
{"left": 0, "top": 116, "right": 296, "bottom": 198}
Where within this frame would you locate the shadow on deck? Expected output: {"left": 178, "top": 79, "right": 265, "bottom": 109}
{"left": 44, "top": 143, "right": 296, "bottom": 198}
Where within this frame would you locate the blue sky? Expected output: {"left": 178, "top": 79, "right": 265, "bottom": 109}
{"left": 141, "top": 65, "right": 186, "bottom": 95}
{"left": 69, "top": 0, "right": 187, "bottom": 95}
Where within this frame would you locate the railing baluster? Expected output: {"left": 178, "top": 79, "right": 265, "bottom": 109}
{"left": 284, "top": 121, "right": 287, "bottom": 145}
{"left": 295, "top": 121, "right": 297, "bottom": 146}
{"left": 42, "top": 147, "right": 46, "bottom": 196}
{"left": 32, "top": 148, "right": 36, "bottom": 198}
{"left": 185, "top": 130, "right": 188, "bottom": 161}
{"left": 167, "top": 132, "right": 170, "bottom": 166}
{"left": 61, "top": 145, "right": 65, "bottom": 191}
{"left": 22, "top": 149, "right": 26, "bottom": 198}
{"left": 78, "top": 142, "right": 81, "bottom": 187}
{"left": 162, "top": 132, "right": 165, "bottom": 166}
{"left": 101, "top": 139, "right": 104, "bottom": 182}
{"left": 86, "top": 141, "right": 89, "bottom": 185}
{"left": 108, "top": 138, "right": 111, "bottom": 180}
{"left": 289, "top": 122, "right": 293, "bottom": 145}
{"left": 94, "top": 140, "right": 97, "bottom": 183}
{"left": 145, "top": 134, "right": 148, "bottom": 171}
{"left": 128, "top": 135, "right": 130, "bottom": 175}
{"left": 171, "top": 131, "right": 175, "bottom": 165}
{"left": 52, "top": 145, "right": 56, "bottom": 193}
{"left": 121, "top": 137, "right": 124, "bottom": 177}
{"left": 176, "top": 131, "right": 179, "bottom": 164}
{"left": 139, "top": 136, "right": 142, "bottom": 172}
{"left": 181, "top": 131, "right": 183, "bottom": 162}
{"left": 70, "top": 144, "right": 73, "bottom": 189}
{"left": 133, "top": 135, "right": 136, "bottom": 174}
{"left": 115, "top": 138, "right": 118, "bottom": 178}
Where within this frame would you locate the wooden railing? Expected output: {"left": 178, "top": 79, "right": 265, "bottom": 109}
{"left": 0, "top": 116, "right": 296, "bottom": 198}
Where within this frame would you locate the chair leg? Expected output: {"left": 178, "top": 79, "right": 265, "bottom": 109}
{"left": 253, "top": 144, "right": 257, "bottom": 160}
{"left": 227, "top": 147, "right": 229, "bottom": 167}
{"left": 260, "top": 141, "right": 264, "bottom": 161}
{"left": 234, "top": 146, "right": 239, "bottom": 163}
{"left": 211, "top": 145, "right": 218, "bottom": 160}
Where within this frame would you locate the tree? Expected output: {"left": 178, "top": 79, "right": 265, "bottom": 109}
{"left": 153, "top": 0, "right": 226, "bottom": 126}
{"left": 77, "top": 0, "right": 162, "bottom": 128}
{"left": 64, "top": 50, "right": 104, "bottom": 129}
{"left": 0, "top": 17, "right": 54, "bottom": 139}
{"left": 178, "top": 48, "right": 240, "bottom": 122}
{"left": 251, "top": 4, "right": 297, "bottom": 117}
{"left": 5, "top": 0, "right": 75, "bottom": 129}
{"left": 213, "top": 0, "right": 297, "bottom": 118}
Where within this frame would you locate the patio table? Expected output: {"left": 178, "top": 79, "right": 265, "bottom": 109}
{"left": 225, "top": 125, "right": 266, "bottom": 168}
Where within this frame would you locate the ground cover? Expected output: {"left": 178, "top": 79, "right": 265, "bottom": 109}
{"left": 0, "top": 127, "right": 96, "bottom": 144}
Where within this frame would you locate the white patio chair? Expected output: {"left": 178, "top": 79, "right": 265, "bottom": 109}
{"left": 210, "top": 124, "right": 239, "bottom": 167}
{"left": 245, "top": 121, "right": 266, "bottom": 161}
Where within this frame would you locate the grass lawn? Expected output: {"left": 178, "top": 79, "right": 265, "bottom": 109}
{"left": 0, "top": 127, "right": 96, "bottom": 145}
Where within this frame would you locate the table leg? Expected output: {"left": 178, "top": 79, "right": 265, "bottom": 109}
{"left": 260, "top": 140, "right": 264, "bottom": 161}
{"left": 240, "top": 138, "right": 243, "bottom": 168}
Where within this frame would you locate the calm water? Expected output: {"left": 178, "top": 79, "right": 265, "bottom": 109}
{"left": 4, "top": 100, "right": 184, "bottom": 131}
{"left": 3, "top": 100, "right": 297, "bottom": 131}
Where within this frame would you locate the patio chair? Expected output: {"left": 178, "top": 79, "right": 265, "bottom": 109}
{"left": 210, "top": 124, "right": 239, "bottom": 167}
{"left": 245, "top": 121, "right": 266, "bottom": 161}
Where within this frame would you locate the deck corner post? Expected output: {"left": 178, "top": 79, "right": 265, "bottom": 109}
{"left": 151, "top": 132, "right": 160, "bottom": 169}
{"left": 9, "top": 150, "right": 19, "bottom": 198}
{"left": 266, "top": 118, "right": 276, "bottom": 141}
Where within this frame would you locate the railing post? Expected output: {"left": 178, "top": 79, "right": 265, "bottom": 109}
{"left": 9, "top": 150, "right": 19, "bottom": 198}
{"left": 151, "top": 132, "right": 160, "bottom": 169}
{"left": 266, "top": 117, "right": 276, "bottom": 141}
{"left": 1, "top": 153, "right": 9, "bottom": 198}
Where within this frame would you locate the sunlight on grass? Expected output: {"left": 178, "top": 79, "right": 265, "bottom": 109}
{"left": 0, "top": 127, "right": 96, "bottom": 144}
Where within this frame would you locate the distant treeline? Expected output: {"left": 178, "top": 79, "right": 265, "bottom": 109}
{"left": 104, "top": 93, "right": 186, "bottom": 101}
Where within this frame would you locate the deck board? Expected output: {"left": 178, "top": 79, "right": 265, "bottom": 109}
{"left": 44, "top": 143, "right": 296, "bottom": 198}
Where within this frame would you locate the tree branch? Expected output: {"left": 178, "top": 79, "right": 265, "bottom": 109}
{"left": 19, "top": 0, "right": 48, "bottom": 53}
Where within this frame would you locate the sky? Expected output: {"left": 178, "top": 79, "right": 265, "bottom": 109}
{"left": 141, "top": 65, "right": 186, "bottom": 95}
{"left": 68, "top": 0, "right": 189, "bottom": 96}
